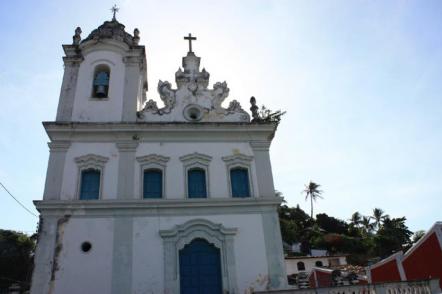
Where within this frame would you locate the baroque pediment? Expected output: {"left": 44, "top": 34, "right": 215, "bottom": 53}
{"left": 137, "top": 52, "right": 250, "bottom": 123}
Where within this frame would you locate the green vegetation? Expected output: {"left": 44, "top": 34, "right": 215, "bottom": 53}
{"left": 0, "top": 230, "right": 36, "bottom": 290}
{"left": 279, "top": 203, "right": 415, "bottom": 265}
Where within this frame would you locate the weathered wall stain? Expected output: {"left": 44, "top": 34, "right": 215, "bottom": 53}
{"left": 48, "top": 215, "right": 71, "bottom": 294}
{"left": 245, "top": 274, "right": 270, "bottom": 294}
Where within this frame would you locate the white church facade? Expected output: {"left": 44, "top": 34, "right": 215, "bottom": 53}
{"left": 31, "top": 14, "right": 287, "bottom": 294}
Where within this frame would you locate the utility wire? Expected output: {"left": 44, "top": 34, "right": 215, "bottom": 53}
{"left": 0, "top": 181, "right": 38, "bottom": 218}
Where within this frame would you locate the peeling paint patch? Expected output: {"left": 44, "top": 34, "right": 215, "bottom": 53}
{"left": 48, "top": 215, "right": 71, "bottom": 294}
{"left": 245, "top": 274, "right": 270, "bottom": 294}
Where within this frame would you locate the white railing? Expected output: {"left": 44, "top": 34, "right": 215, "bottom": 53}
{"left": 255, "top": 279, "right": 441, "bottom": 294}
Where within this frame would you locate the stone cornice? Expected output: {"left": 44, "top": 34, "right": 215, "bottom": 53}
{"left": 250, "top": 140, "right": 272, "bottom": 151}
{"left": 48, "top": 141, "right": 71, "bottom": 152}
{"left": 34, "top": 197, "right": 283, "bottom": 216}
{"left": 115, "top": 141, "right": 139, "bottom": 152}
{"left": 43, "top": 122, "right": 277, "bottom": 143}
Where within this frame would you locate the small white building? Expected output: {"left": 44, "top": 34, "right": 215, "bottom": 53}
{"left": 285, "top": 256, "right": 347, "bottom": 275}
{"left": 30, "top": 15, "right": 287, "bottom": 294}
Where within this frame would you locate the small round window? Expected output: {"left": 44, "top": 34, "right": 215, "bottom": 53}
{"left": 81, "top": 241, "right": 92, "bottom": 253}
{"left": 183, "top": 104, "right": 203, "bottom": 121}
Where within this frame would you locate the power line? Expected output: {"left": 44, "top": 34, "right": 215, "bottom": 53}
{"left": 0, "top": 181, "right": 38, "bottom": 218}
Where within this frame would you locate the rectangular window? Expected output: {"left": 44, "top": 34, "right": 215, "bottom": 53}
{"left": 188, "top": 169, "right": 207, "bottom": 198}
{"left": 80, "top": 169, "right": 100, "bottom": 200}
{"left": 143, "top": 169, "right": 163, "bottom": 198}
{"left": 230, "top": 168, "right": 250, "bottom": 197}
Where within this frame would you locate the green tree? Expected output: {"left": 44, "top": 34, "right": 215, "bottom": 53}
{"left": 361, "top": 216, "right": 374, "bottom": 235}
{"left": 303, "top": 181, "right": 323, "bottom": 219}
{"left": 412, "top": 230, "right": 426, "bottom": 243}
{"left": 0, "top": 230, "right": 36, "bottom": 290}
{"left": 374, "top": 217, "right": 413, "bottom": 258}
{"left": 350, "top": 212, "right": 362, "bottom": 227}
{"left": 278, "top": 204, "right": 311, "bottom": 244}
{"left": 371, "top": 208, "right": 388, "bottom": 231}
{"left": 315, "top": 213, "right": 348, "bottom": 234}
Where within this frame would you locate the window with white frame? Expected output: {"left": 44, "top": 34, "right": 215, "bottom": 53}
{"left": 179, "top": 153, "right": 212, "bottom": 199}
{"left": 75, "top": 154, "right": 109, "bottom": 200}
{"left": 222, "top": 153, "right": 254, "bottom": 198}
{"left": 136, "top": 154, "right": 170, "bottom": 199}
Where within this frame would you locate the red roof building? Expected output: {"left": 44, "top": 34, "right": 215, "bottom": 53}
{"left": 368, "top": 222, "right": 442, "bottom": 288}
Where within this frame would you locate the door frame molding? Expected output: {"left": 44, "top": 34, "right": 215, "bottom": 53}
{"left": 160, "top": 219, "right": 238, "bottom": 293}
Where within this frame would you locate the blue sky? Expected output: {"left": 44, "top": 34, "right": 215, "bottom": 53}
{"left": 0, "top": 0, "right": 441, "bottom": 234}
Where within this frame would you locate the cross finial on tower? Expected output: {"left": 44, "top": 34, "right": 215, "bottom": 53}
{"left": 184, "top": 33, "right": 197, "bottom": 53}
{"left": 110, "top": 4, "right": 119, "bottom": 21}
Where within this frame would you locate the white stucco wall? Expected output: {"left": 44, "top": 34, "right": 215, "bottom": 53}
{"left": 71, "top": 50, "right": 125, "bottom": 122}
{"left": 60, "top": 141, "right": 259, "bottom": 200}
{"left": 52, "top": 213, "right": 268, "bottom": 294}
{"left": 134, "top": 142, "right": 258, "bottom": 199}
{"left": 53, "top": 218, "right": 114, "bottom": 294}
{"left": 61, "top": 143, "right": 119, "bottom": 200}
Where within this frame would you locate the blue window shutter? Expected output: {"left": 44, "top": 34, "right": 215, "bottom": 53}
{"left": 80, "top": 169, "right": 100, "bottom": 200}
{"left": 188, "top": 169, "right": 207, "bottom": 198}
{"left": 230, "top": 168, "right": 250, "bottom": 198}
{"left": 143, "top": 169, "right": 162, "bottom": 198}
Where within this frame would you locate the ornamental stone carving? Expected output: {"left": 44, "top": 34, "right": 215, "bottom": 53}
{"left": 138, "top": 50, "right": 250, "bottom": 123}
{"left": 81, "top": 19, "right": 135, "bottom": 47}
{"left": 74, "top": 154, "right": 109, "bottom": 170}
{"left": 136, "top": 154, "right": 170, "bottom": 166}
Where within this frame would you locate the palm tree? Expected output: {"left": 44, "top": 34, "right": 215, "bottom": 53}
{"left": 371, "top": 208, "right": 387, "bottom": 231}
{"left": 303, "top": 181, "right": 323, "bottom": 219}
{"left": 350, "top": 212, "right": 362, "bottom": 227}
{"left": 361, "top": 216, "right": 373, "bottom": 234}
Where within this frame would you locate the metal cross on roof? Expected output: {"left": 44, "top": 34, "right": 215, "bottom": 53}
{"left": 110, "top": 4, "right": 119, "bottom": 21}
{"left": 184, "top": 33, "right": 197, "bottom": 53}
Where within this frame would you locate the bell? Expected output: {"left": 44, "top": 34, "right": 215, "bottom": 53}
{"left": 95, "top": 85, "right": 107, "bottom": 98}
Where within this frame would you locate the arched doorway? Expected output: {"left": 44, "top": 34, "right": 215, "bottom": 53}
{"left": 179, "top": 238, "right": 222, "bottom": 294}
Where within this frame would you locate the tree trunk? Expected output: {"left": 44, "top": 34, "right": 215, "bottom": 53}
{"left": 310, "top": 196, "right": 313, "bottom": 219}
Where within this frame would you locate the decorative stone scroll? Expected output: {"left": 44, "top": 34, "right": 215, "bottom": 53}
{"left": 138, "top": 49, "right": 250, "bottom": 123}
{"left": 74, "top": 154, "right": 109, "bottom": 170}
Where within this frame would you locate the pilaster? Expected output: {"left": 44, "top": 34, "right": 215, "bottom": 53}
{"left": 122, "top": 56, "right": 143, "bottom": 122}
{"left": 261, "top": 210, "right": 288, "bottom": 289}
{"left": 111, "top": 217, "right": 134, "bottom": 294}
{"left": 56, "top": 45, "right": 83, "bottom": 121}
{"left": 116, "top": 141, "right": 138, "bottom": 199}
{"left": 43, "top": 141, "right": 70, "bottom": 200}
{"left": 30, "top": 216, "right": 58, "bottom": 294}
{"left": 250, "top": 141, "right": 276, "bottom": 197}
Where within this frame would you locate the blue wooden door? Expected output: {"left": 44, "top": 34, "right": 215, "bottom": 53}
{"left": 179, "top": 239, "right": 222, "bottom": 294}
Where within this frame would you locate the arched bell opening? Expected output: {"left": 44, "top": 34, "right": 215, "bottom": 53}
{"left": 92, "top": 64, "right": 111, "bottom": 98}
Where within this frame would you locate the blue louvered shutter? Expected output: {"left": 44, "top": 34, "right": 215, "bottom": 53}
{"left": 230, "top": 168, "right": 250, "bottom": 198}
{"left": 188, "top": 169, "right": 207, "bottom": 198}
{"left": 143, "top": 169, "right": 162, "bottom": 198}
{"left": 80, "top": 169, "right": 100, "bottom": 200}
